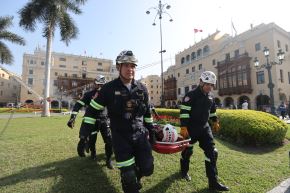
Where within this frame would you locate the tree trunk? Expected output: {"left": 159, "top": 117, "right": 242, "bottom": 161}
{"left": 42, "top": 30, "right": 53, "bottom": 117}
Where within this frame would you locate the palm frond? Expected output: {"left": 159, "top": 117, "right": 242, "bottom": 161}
{"left": 0, "top": 31, "right": 25, "bottom": 46}
{"left": 0, "top": 16, "right": 13, "bottom": 31}
{"left": 0, "top": 42, "right": 13, "bottom": 64}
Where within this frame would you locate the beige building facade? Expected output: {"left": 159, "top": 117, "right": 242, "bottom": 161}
{"left": 164, "top": 23, "right": 290, "bottom": 112}
{"left": 21, "top": 47, "right": 118, "bottom": 108}
{"left": 0, "top": 68, "right": 21, "bottom": 107}
{"left": 140, "top": 75, "right": 161, "bottom": 107}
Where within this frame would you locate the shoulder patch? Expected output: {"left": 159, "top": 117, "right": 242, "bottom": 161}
{"left": 184, "top": 96, "right": 190, "bottom": 102}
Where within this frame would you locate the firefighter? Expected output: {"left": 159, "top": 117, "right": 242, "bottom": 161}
{"left": 80, "top": 50, "right": 155, "bottom": 193}
{"left": 67, "top": 75, "right": 113, "bottom": 169}
{"left": 179, "top": 71, "right": 229, "bottom": 191}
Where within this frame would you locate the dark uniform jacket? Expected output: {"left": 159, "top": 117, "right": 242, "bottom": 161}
{"left": 72, "top": 88, "right": 107, "bottom": 118}
{"left": 180, "top": 86, "right": 217, "bottom": 132}
{"left": 85, "top": 78, "right": 153, "bottom": 136}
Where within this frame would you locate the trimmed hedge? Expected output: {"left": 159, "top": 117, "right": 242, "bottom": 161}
{"left": 155, "top": 108, "right": 288, "bottom": 146}
{"left": 217, "top": 109, "right": 287, "bottom": 146}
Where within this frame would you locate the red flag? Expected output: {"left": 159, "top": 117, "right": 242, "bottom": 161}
{"left": 194, "top": 28, "right": 203, "bottom": 33}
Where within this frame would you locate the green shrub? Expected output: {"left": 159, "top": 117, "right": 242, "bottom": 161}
{"left": 217, "top": 109, "right": 287, "bottom": 146}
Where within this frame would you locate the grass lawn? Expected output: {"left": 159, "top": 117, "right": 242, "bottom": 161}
{"left": 0, "top": 115, "right": 289, "bottom": 193}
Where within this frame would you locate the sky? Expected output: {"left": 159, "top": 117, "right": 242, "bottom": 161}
{"left": 1, "top": 0, "right": 290, "bottom": 80}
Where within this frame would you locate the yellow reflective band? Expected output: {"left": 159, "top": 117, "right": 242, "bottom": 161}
{"left": 116, "top": 157, "right": 135, "bottom": 168}
{"left": 144, "top": 117, "right": 153, "bottom": 123}
{"left": 205, "top": 156, "right": 211, "bottom": 162}
{"left": 77, "top": 100, "right": 85, "bottom": 106}
{"left": 90, "top": 100, "right": 104, "bottom": 110}
{"left": 72, "top": 111, "right": 78, "bottom": 115}
{"left": 209, "top": 113, "right": 217, "bottom": 117}
{"left": 83, "top": 117, "right": 96, "bottom": 124}
{"left": 180, "top": 105, "right": 191, "bottom": 111}
{"left": 91, "top": 131, "right": 98, "bottom": 135}
{"left": 180, "top": 114, "right": 190, "bottom": 118}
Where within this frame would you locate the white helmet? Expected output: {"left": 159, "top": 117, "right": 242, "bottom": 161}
{"left": 162, "top": 124, "right": 178, "bottom": 142}
{"left": 200, "top": 71, "right": 217, "bottom": 85}
{"left": 116, "top": 50, "right": 138, "bottom": 65}
{"left": 95, "top": 75, "right": 106, "bottom": 85}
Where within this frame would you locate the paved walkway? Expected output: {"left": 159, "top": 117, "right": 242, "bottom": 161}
{"left": 267, "top": 178, "right": 290, "bottom": 193}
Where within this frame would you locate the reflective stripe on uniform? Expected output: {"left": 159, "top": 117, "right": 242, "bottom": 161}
{"left": 71, "top": 111, "right": 78, "bottom": 115}
{"left": 77, "top": 100, "right": 85, "bottom": 106}
{"left": 144, "top": 117, "right": 153, "bottom": 123}
{"left": 180, "top": 105, "right": 191, "bottom": 111}
{"left": 205, "top": 155, "right": 211, "bottom": 162}
{"left": 90, "top": 100, "right": 104, "bottom": 110}
{"left": 91, "top": 131, "right": 98, "bottom": 135}
{"left": 209, "top": 112, "right": 217, "bottom": 117}
{"left": 116, "top": 157, "right": 135, "bottom": 168}
{"left": 83, "top": 117, "right": 96, "bottom": 124}
{"left": 180, "top": 114, "right": 190, "bottom": 118}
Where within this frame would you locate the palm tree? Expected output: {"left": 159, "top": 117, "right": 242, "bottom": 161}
{"left": 0, "top": 16, "right": 25, "bottom": 65}
{"left": 19, "top": 0, "right": 87, "bottom": 117}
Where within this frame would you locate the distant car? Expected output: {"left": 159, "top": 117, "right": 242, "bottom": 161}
{"left": 6, "top": 103, "right": 15, "bottom": 108}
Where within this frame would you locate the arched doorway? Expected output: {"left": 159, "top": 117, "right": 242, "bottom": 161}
{"left": 256, "top": 94, "right": 270, "bottom": 112}
{"left": 214, "top": 97, "right": 221, "bottom": 108}
{"left": 51, "top": 100, "right": 59, "bottom": 109}
{"left": 238, "top": 95, "right": 250, "bottom": 109}
{"left": 224, "top": 97, "right": 234, "bottom": 108}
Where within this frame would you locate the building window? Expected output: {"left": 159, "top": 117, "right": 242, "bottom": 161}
{"left": 59, "top": 64, "right": 66, "bottom": 68}
{"left": 59, "top": 57, "right": 66, "bottom": 61}
{"left": 98, "top": 62, "right": 102, "bottom": 66}
{"left": 186, "top": 69, "right": 189, "bottom": 74}
{"left": 97, "top": 68, "right": 103, "bottom": 71}
{"left": 234, "top": 49, "right": 239, "bottom": 58}
{"left": 203, "top": 45, "right": 210, "bottom": 55}
{"left": 191, "top": 52, "right": 196, "bottom": 60}
{"left": 73, "top": 66, "right": 78, "bottom": 69}
{"left": 72, "top": 74, "right": 77, "bottom": 78}
{"left": 0, "top": 90, "right": 2, "bottom": 96}
{"left": 192, "top": 66, "right": 195, "bottom": 72}
{"left": 255, "top": 43, "right": 261, "bottom": 51}
{"left": 198, "top": 64, "right": 202, "bottom": 70}
{"left": 277, "top": 40, "right": 281, "bottom": 48}
{"left": 186, "top": 55, "right": 190, "bottom": 63}
{"left": 181, "top": 57, "right": 185, "bottom": 64}
{"left": 64, "top": 73, "right": 67, "bottom": 77}
{"left": 82, "top": 61, "right": 87, "bottom": 66}
{"left": 285, "top": 44, "right": 288, "bottom": 52}
{"left": 178, "top": 88, "right": 181, "bottom": 95}
{"left": 55, "top": 72, "right": 58, "bottom": 76}
{"left": 225, "top": 53, "right": 230, "bottom": 61}
{"left": 256, "top": 71, "right": 265, "bottom": 84}
{"left": 212, "top": 59, "right": 216, "bottom": 66}
{"left": 29, "top": 69, "right": 33, "bottom": 74}
{"left": 185, "top": 86, "right": 189, "bottom": 94}
{"left": 288, "top": 72, "right": 290, "bottom": 84}
{"left": 41, "top": 61, "right": 45, "bottom": 66}
{"left": 197, "top": 49, "right": 202, "bottom": 59}
{"left": 177, "top": 73, "right": 180, "bottom": 77}
{"left": 28, "top": 78, "right": 33, "bottom": 85}
{"left": 280, "top": 69, "right": 284, "bottom": 83}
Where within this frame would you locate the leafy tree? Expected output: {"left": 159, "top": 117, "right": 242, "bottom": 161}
{"left": 19, "top": 0, "right": 87, "bottom": 117}
{"left": 0, "top": 16, "right": 25, "bottom": 65}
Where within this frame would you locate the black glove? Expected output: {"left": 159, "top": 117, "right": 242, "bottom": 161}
{"left": 148, "top": 129, "right": 156, "bottom": 145}
{"left": 67, "top": 114, "right": 76, "bottom": 129}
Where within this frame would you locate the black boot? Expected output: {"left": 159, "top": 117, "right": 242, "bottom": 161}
{"left": 106, "top": 158, "right": 114, "bottom": 169}
{"left": 77, "top": 139, "right": 86, "bottom": 157}
{"left": 90, "top": 150, "right": 97, "bottom": 160}
{"left": 209, "top": 179, "right": 229, "bottom": 191}
{"left": 180, "top": 159, "right": 191, "bottom": 181}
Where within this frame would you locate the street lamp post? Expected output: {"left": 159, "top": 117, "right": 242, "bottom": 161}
{"left": 146, "top": 0, "right": 173, "bottom": 107}
{"left": 254, "top": 47, "right": 285, "bottom": 115}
